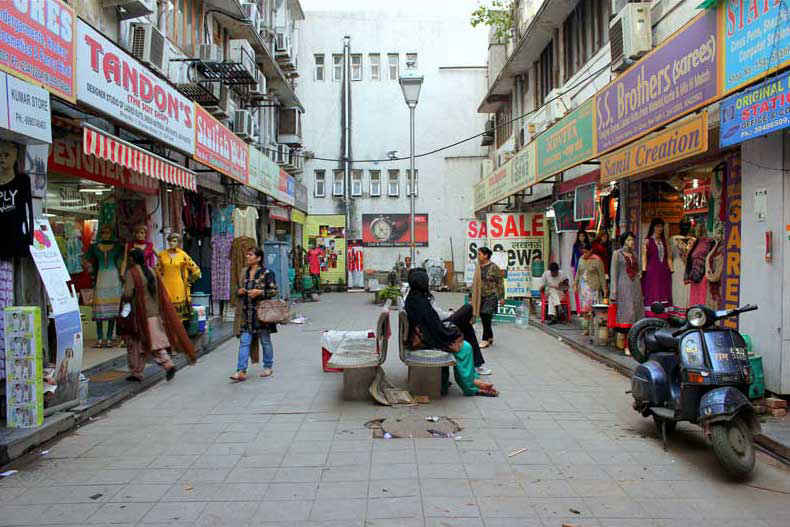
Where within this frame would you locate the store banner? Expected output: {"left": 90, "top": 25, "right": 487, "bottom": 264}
{"left": 294, "top": 181, "right": 308, "bottom": 212}
{"left": 536, "top": 99, "right": 596, "bottom": 180}
{"left": 465, "top": 219, "right": 487, "bottom": 286}
{"left": 76, "top": 20, "right": 195, "bottom": 154}
{"left": 50, "top": 310, "right": 83, "bottom": 408}
{"left": 29, "top": 219, "right": 80, "bottom": 316}
{"left": 573, "top": 183, "right": 596, "bottom": 222}
{"left": 595, "top": 10, "right": 719, "bottom": 154}
{"left": 551, "top": 200, "right": 577, "bottom": 233}
{"left": 247, "top": 145, "right": 265, "bottom": 193}
{"left": 601, "top": 112, "right": 709, "bottom": 183}
{"left": 278, "top": 169, "right": 295, "bottom": 206}
{"left": 195, "top": 105, "right": 249, "bottom": 183}
{"left": 0, "top": 0, "right": 75, "bottom": 101}
{"left": 486, "top": 212, "right": 547, "bottom": 298}
{"left": 473, "top": 178, "right": 488, "bottom": 211}
{"left": 269, "top": 205, "right": 289, "bottom": 222}
{"left": 49, "top": 135, "right": 160, "bottom": 195}
{"left": 303, "top": 215, "right": 346, "bottom": 285}
{"left": 0, "top": 73, "right": 52, "bottom": 144}
{"left": 720, "top": 2, "right": 790, "bottom": 94}
{"left": 362, "top": 213, "right": 429, "bottom": 247}
{"left": 720, "top": 70, "right": 790, "bottom": 147}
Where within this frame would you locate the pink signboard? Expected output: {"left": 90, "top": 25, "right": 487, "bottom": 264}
{"left": 195, "top": 105, "right": 249, "bottom": 184}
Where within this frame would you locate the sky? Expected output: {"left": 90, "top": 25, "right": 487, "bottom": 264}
{"left": 299, "top": 0, "right": 483, "bottom": 17}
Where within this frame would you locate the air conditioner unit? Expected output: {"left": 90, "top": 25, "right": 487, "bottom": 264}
{"left": 103, "top": 0, "right": 155, "bottom": 21}
{"left": 241, "top": 2, "right": 260, "bottom": 30}
{"left": 229, "top": 39, "right": 256, "bottom": 78}
{"left": 249, "top": 71, "right": 266, "bottom": 96}
{"left": 199, "top": 43, "right": 222, "bottom": 63}
{"left": 610, "top": 3, "right": 652, "bottom": 72}
{"left": 275, "top": 32, "right": 290, "bottom": 52}
{"left": 233, "top": 110, "right": 253, "bottom": 138}
{"left": 129, "top": 23, "right": 167, "bottom": 76}
{"left": 207, "top": 86, "right": 232, "bottom": 118}
{"left": 168, "top": 60, "right": 195, "bottom": 85}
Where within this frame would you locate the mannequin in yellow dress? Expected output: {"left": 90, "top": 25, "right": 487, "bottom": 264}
{"left": 157, "top": 233, "right": 201, "bottom": 320}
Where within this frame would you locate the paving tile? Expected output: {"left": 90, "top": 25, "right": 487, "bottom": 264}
{"left": 254, "top": 499, "right": 314, "bottom": 522}
{"left": 320, "top": 464, "right": 370, "bottom": 482}
{"left": 179, "top": 467, "right": 232, "bottom": 483}
{"left": 418, "top": 463, "right": 468, "bottom": 480}
{"left": 476, "top": 496, "right": 537, "bottom": 518}
{"left": 88, "top": 502, "right": 155, "bottom": 524}
{"left": 195, "top": 501, "right": 258, "bottom": 526}
{"left": 366, "top": 496, "right": 422, "bottom": 519}
{"left": 316, "top": 480, "right": 369, "bottom": 499}
{"left": 141, "top": 501, "right": 207, "bottom": 523}
{"left": 0, "top": 504, "right": 48, "bottom": 525}
{"left": 133, "top": 468, "right": 188, "bottom": 484}
{"left": 368, "top": 478, "right": 419, "bottom": 498}
{"left": 584, "top": 497, "right": 649, "bottom": 518}
{"left": 422, "top": 496, "right": 480, "bottom": 518}
{"left": 420, "top": 478, "right": 473, "bottom": 498}
{"left": 276, "top": 467, "right": 325, "bottom": 482}
{"left": 264, "top": 482, "right": 318, "bottom": 500}
{"left": 309, "top": 498, "right": 366, "bottom": 521}
{"left": 38, "top": 503, "right": 103, "bottom": 524}
{"left": 113, "top": 483, "right": 171, "bottom": 502}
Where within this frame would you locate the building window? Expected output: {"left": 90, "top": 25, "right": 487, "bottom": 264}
{"left": 563, "top": 0, "right": 610, "bottom": 81}
{"left": 406, "top": 53, "right": 417, "bottom": 70}
{"left": 333, "top": 170, "right": 344, "bottom": 196}
{"left": 351, "top": 54, "right": 362, "bottom": 81}
{"left": 314, "top": 54, "right": 324, "bottom": 81}
{"left": 388, "top": 170, "right": 400, "bottom": 196}
{"left": 495, "top": 102, "right": 512, "bottom": 149}
{"left": 351, "top": 170, "right": 363, "bottom": 196}
{"left": 388, "top": 53, "right": 399, "bottom": 80}
{"left": 406, "top": 169, "right": 419, "bottom": 197}
{"left": 369, "top": 53, "right": 380, "bottom": 81}
{"left": 536, "top": 40, "right": 554, "bottom": 106}
{"left": 369, "top": 170, "right": 381, "bottom": 196}
{"left": 314, "top": 170, "right": 325, "bottom": 197}
{"left": 333, "top": 54, "right": 343, "bottom": 81}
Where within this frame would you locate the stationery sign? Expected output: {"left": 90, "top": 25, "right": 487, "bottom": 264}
{"left": 536, "top": 99, "right": 596, "bottom": 179}
{"left": 720, "top": 70, "right": 790, "bottom": 148}
{"left": 195, "top": 105, "right": 249, "bottom": 183}
{"left": 486, "top": 212, "right": 547, "bottom": 298}
{"left": 0, "top": 0, "right": 76, "bottom": 101}
{"left": 573, "top": 183, "right": 596, "bottom": 222}
{"left": 76, "top": 20, "right": 195, "bottom": 154}
{"left": 595, "top": 9, "right": 719, "bottom": 154}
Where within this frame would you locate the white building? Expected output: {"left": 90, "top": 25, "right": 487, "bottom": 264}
{"left": 298, "top": 10, "right": 488, "bottom": 273}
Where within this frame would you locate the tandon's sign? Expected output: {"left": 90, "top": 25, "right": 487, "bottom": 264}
{"left": 76, "top": 20, "right": 195, "bottom": 154}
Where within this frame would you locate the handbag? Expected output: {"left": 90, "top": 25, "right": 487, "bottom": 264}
{"left": 256, "top": 298, "right": 290, "bottom": 324}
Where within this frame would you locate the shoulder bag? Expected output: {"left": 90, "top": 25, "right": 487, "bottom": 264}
{"left": 256, "top": 298, "right": 290, "bottom": 324}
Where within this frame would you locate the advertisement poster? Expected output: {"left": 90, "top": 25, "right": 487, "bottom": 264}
{"left": 278, "top": 169, "right": 295, "bottom": 206}
{"left": 0, "top": 0, "right": 75, "bottom": 101}
{"left": 4, "top": 307, "right": 44, "bottom": 428}
{"left": 76, "top": 20, "right": 195, "bottom": 154}
{"left": 551, "top": 200, "right": 577, "bottom": 233}
{"left": 536, "top": 99, "right": 596, "bottom": 179}
{"left": 595, "top": 10, "right": 719, "bottom": 154}
{"left": 465, "top": 219, "right": 487, "bottom": 286}
{"left": 574, "top": 183, "right": 596, "bottom": 222}
{"left": 721, "top": 155, "right": 742, "bottom": 330}
{"left": 303, "top": 215, "right": 346, "bottom": 285}
{"left": 50, "top": 310, "right": 83, "bottom": 407}
{"left": 720, "top": 1, "right": 790, "bottom": 94}
{"left": 486, "top": 212, "right": 547, "bottom": 298}
{"left": 720, "top": 70, "right": 790, "bottom": 148}
{"left": 0, "top": 72, "right": 53, "bottom": 144}
{"left": 195, "top": 105, "right": 249, "bottom": 183}
{"left": 29, "top": 219, "right": 79, "bottom": 316}
{"left": 362, "top": 214, "right": 429, "bottom": 247}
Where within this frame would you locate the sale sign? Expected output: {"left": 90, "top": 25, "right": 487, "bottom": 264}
{"left": 465, "top": 219, "right": 487, "bottom": 286}
{"left": 0, "top": 0, "right": 76, "bottom": 101}
{"left": 195, "top": 105, "right": 249, "bottom": 183}
{"left": 486, "top": 212, "right": 547, "bottom": 298}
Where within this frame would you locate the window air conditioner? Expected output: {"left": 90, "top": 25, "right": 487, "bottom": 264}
{"left": 610, "top": 3, "right": 652, "bottom": 72}
{"left": 250, "top": 70, "right": 266, "bottom": 96}
{"left": 233, "top": 110, "right": 253, "bottom": 138}
{"left": 241, "top": 3, "right": 260, "bottom": 30}
{"left": 229, "top": 39, "right": 256, "bottom": 78}
{"left": 102, "top": 0, "right": 155, "bottom": 21}
{"left": 129, "top": 23, "right": 167, "bottom": 76}
{"left": 275, "top": 32, "right": 289, "bottom": 52}
{"left": 199, "top": 44, "right": 222, "bottom": 63}
{"left": 207, "top": 86, "right": 232, "bottom": 118}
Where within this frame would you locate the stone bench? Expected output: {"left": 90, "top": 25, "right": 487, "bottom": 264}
{"left": 327, "top": 305, "right": 391, "bottom": 401}
{"left": 398, "top": 310, "right": 456, "bottom": 400}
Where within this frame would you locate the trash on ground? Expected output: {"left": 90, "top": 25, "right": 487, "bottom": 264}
{"left": 291, "top": 314, "right": 306, "bottom": 324}
{"left": 40, "top": 450, "right": 49, "bottom": 456}
{"left": 183, "top": 484, "right": 193, "bottom": 491}
{"left": 0, "top": 470, "right": 18, "bottom": 477}
{"left": 89, "top": 494, "right": 103, "bottom": 500}
{"left": 383, "top": 432, "right": 392, "bottom": 439}
{"left": 369, "top": 367, "right": 415, "bottom": 406}
{"left": 507, "top": 448, "right": 528, "bottom": 457}
{"left": 569, "top": 508, "right": 581, "bottom": 514}
{"left": 425, "top": 416, "right": 439, "bottom": 422}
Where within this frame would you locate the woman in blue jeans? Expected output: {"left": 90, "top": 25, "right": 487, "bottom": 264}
{"left": 230, "top": 247, "right": 278, "bottom": 382}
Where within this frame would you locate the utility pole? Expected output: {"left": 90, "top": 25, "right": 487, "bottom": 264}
{"left": 343, "top": 35, "right": 351, "bottom": 288}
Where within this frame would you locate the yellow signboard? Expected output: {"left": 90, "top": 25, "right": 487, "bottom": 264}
{"left": 600, "top": 112, "right": 708, "bottom": 184}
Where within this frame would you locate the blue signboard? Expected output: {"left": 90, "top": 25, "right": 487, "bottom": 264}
{"left": 720, "top": 70, "right": 790, "bottom": 148}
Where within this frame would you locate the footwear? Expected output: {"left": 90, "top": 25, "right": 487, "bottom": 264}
{"left": 95, "top": 340, "right": 105, "bottom": 349}
{"left": 479, "top": 340, "right": 490, "bottom": 349}
{"left": 260, "top": 368, "right": 273, "bottom": 378}
{"left": 476, "top": 366, "right": 492, "bottom": 376}
{"left": 125, "top": 375, "right": 142, "bottom": 383}
{"left": 229, "top": 371, "right": 247, "bottom": 382}
{"left": 166, "top": 367, "right": 176, "bottom": 381}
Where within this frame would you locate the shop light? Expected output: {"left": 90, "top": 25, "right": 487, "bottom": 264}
{"left": 42, "top": 212, "right": 56, "bottom": 218}
{"left": 692, "top": 178, "right": 699, "bottom": 189}
{"left": 545, "top": 208, "right": 556, "bottom": 218}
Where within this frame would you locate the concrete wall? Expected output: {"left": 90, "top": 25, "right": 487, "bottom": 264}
{"left": 298, "top": 11, "right": 488, "bottom": 271}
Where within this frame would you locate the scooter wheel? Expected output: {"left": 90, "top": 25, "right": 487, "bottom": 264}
{"left": 710, "top": 416, "right": 755, "bottom": 479}
{"left": 627, "top": 318, "right": 669, "bottom": 363}
{"left": 653, "top": 416, "right": 676, "bottom": 437}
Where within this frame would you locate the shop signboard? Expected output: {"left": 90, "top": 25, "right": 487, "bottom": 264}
{"left": 536, "top": 99, "right": 596, "bottom": 180}
{"left": 4, "top": 306, "right": 44, "bottom": 428}
{"left": 262, "top": 151, "right": 280, "bottom": 196}
{"left": 0, "top": 0, "right": 76, "bottom": 102}
{"left": 486, "top": 212, "right": 547, "bottom": 298}
{"left": 278, "top": 169, "right": 295, "bottom": 206}
{"left": 291, "top": 209, "right": 306, "bottom": 224}
{"left": 720, "top": 1, "right": 790, "bottom": 95}
{"left": 721, "top": 155, "right": 742, "bottom": 330}
{"left": 465, "top": 219, "right": 487, "bottom": 286}
{"left": 195, "top": 105, "right": 249, "bottom": 183}
{"left": 76, "top": 20, "right": 195, "bottom": 154}
{"left": 473, "top": 178, "right": 488, "bottom": 211}
{"left": 573, "top": 183, "right": 596, "bottom": 222}
{"left": 551, "top": 200, "right": 577, "bottom": 233}
{"left": 362, "top": 213, "right": 429, "bottom": 247}
{"left": 294, "top": 181, "right": 308, "bottom": 212}
{"left": 720, "top": 70, "right": 790, "bottom": 148}
{"left": 49, "top": 134, "right": 160, "bottom": 195}
{"left": 303, "top": 214, "right": 346, "bottom": 285}
{"left": 269, "top": 205, "right": 289, "bottom": 222}
{"left": 0, "top": 73, "right": 52, "bottom": 144}
{"left": 600, "top": 112, "right": 709, "bottom": 183}
{"left": 595, "top": 10, "right": 719, "bottom": 154}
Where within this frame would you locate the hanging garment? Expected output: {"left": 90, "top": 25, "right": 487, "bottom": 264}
{"left": 157, "top": 248, "right": 201, "bottom": 320}
{"left": 64, "top": 222, "right": 83, "bottom": 274}
{"left": 671, "top": 236, "right": 694, "bottom": 309}
{"left": 229, "top": 236, "right": 257, "bottom": 300}
{"left": 184, "top": 233, "right": 212, "bottom": 294}
{"left": 211, "top": 233, "right": 233, "bottom": 301}
{"left": 125, "top": 241, "right": 156, "bottom": 269}
{"left": 212, "top": 205, "right": 235, "bottom": 237}
{"left": 641, "top": 237, "right": 672, "bottom": 306}
{"left": 574, "top": 255, "right": 606, "bottom": 314}
{"left": 233, "top": 207, "right": 259, "bottom": 241}
{"left": 98, "top": 202, "right": 117, "bottom": 234}
{"left": 610, "top": 249, "right": 644, "bottom": 326}
{"left": 0, "top": 174, "right": 33, "bottom": 257}
{"left": 85, "top": 242, "right": 124, "bottom": 320}
{"left": 117, "top": 199, "right": 146, "bottom": 242}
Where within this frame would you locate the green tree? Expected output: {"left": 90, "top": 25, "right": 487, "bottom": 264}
{"left": 470, "top": 1, "right": 514, "bottom": 43}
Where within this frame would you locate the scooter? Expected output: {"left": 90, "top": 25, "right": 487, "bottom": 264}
{"left": 627, "top": 302, "right": 760, "bottom": 479}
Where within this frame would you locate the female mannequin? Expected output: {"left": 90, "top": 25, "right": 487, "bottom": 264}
{"left": 85, "top": 225, "right": 123, "bottom": 348}
{"left": 0, "top": 140, "right": 33, "bottom": 257}
{"left": 670, "top": 220, "right": 695, "bottom": 309}
{"left": 121, "top": 224, "right": 156, "bottom": 276}
{"left": 641, "top": 218, "right": 673, "bottom": 305}
{"left": 610, "top": 232, "right": 644, "bottom": 327}
{"left": 157, "top": 233, "right": 201, "bottom": 320}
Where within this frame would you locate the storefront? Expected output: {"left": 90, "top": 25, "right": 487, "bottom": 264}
{"left": 303, "top": 215, "right": 347, "bottom": 290}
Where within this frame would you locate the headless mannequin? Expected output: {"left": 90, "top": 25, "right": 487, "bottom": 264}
{"left": 92, "top": 226, "right": 123, "bottom": 347}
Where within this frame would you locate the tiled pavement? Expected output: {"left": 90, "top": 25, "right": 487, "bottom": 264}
{"left": 1, "top": 293, "right": 789, "bottom": 526}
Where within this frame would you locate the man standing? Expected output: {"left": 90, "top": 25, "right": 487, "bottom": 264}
{"left": 540, "top": 262, "right": 570, "bottom": 325}
{"left": 307, "top": 244, "right": 323, "bottom": 292}
{"left": 471, "top": 247, "right": 504, "bottom": 349}
{"left": 398, "top": 256, "right": 412, "bottom": 283}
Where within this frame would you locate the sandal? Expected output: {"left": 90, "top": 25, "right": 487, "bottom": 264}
{"left": 259, "top": 368, "right": 273, "bottom": 378}
{"left": 479, "top": 340, "right": 490, "bottom": 349}
{"left": 229, "top": 371, "right": 247, "bottom": 382}
{"left": 476, "top": 387, "right": 499, "bottom": 397}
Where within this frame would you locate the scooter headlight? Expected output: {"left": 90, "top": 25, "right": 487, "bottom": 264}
{"left": 687, "top": 307, "right": 707, "bottom": 328}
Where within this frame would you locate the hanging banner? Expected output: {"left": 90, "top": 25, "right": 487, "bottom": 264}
{"left": 29, "top": 219, "right": 79, "bottom": 316}
{"left": 303, "top": 215, "right": 346, "bottom": 285}
{"left": 465, "top": 219, "right": 487, "bottom": 286}
{"left": 362, "top": 214, "right": 429, "bottom": 247}
{"left": 551, "top": 200, "right": 577, "bottom": 233}
{"left": 195, "top": 105, "right": 249, "bottom": 183}
{"left": 595, "top": 10, "right": 719, "bottom": 154}
{"left": 574, "top": 183, "right": 596, "bottom": 222}
{"left": 720, "top": 70, "right": 790, "bottom": 148}
{"left": 50, "top": 310, "right": 83, "bottom": 408}
{"left": 0, "top": 0, "right": 76, "bottom": 102}
{"left": 536, "top": 99, "right": 596, "bottom": 180}
{"left": 486, "top": 212, "right": 547, "bottom": 298}
{"left": 76, "top": 20, "right": 195, "bottom": 154}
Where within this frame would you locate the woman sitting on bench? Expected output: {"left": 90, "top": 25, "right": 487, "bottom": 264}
{"left": 404, "top": 269, "right": 498, "bottom": 397}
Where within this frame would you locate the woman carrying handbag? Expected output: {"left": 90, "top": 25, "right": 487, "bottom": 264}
{"left": 230, "top": 247, "right": 279, "bottom": 382}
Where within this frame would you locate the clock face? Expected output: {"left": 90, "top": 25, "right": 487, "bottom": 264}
{"left": 371, "top": 218, "right": 392, "bottom": 241}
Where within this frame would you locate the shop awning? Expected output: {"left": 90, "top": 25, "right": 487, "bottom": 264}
{"left": 83, "top": 124, "right": 197, "bottom": 191}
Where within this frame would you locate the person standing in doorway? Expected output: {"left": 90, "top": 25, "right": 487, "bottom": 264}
{"left": 471, "top": 247, "right": 504, "bottom": 349}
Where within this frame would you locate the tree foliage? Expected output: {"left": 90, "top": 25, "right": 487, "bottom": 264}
{"left": 470, "top": 1, "right": 514, "bottom": 43}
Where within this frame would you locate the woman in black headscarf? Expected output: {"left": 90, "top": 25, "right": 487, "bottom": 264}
{"left": 404, "top": 269, "right": 498, "bottom": 396}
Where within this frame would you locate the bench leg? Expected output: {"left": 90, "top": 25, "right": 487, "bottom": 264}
{"left": 408, "top": 366, "right": 442, "bottom": 400}
{"left": 342, "top": 367, "right": 377, "bottom": 401}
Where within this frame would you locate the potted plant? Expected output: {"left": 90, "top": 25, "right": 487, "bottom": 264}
{"left": 378, "top": 286, "right": 403, "bottom": 309}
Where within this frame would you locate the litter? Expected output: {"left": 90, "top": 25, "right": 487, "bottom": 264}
{"left": 0, "top": 470, "right": 18, "bottom": 477}
{"left": 40, "top": 450, "right": 49, "bottom": 456}
{"left": 383, "top": 433, "right": 392, "bottom": 439}
{"left": 425, "top": 416, "right": 439, "bottom": 422}
{"left": 291, "top": 314, "right": 307, "bottom": 324}
{"left": 507, "top": 448, "right": 528, "bottom": 457}
{"left": 89, "top": 494, "right": 103, "bottom": 500}
{"left": 569, "top": 508, "right": 581, "bottom": 514}
{"left": 183, "top": 484, "right": 193, "bottom": 491}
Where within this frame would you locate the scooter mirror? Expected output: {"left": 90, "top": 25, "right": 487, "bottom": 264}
{"left": 650, "top": 302, "right": 665, "bottom": 315}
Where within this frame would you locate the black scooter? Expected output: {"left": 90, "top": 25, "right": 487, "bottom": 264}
{"left": 627, "top": 303, "right": 760, "bottom": 478}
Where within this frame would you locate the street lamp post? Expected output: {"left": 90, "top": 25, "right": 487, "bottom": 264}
{"left": 399, "top": 68, "right": 423, "bottom": 266}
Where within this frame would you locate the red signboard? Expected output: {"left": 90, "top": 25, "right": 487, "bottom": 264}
{"left": 362, "top": 214, "right": 429, "bottom": 247}
{"left": 0, "top": 0, "right": 76, "bottom": 101}
{"left": 49, "top": 135, "right": 159, "bottom": 195}
{"left": 194, "top": 105, "right": 249, "bottom": 183}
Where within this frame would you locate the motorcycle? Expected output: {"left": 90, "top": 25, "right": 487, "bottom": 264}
{"left": 627, "top": 302, "right": 760, "bottom": 478}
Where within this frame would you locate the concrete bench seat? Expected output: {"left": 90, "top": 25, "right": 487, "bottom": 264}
{"left": 398, "top": 310, "right": 455, "bottom": 400}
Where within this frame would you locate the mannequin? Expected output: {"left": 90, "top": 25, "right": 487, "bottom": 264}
{"left": 121, "top": 224, "right": 156, "bottom": 276}
{"left": 157, "top": 232, "right": 201, "bottom": 320}
{"left": 85, "top": 224, "right": 123, "bottom": 348}
{"left": 685, "top": 225, "right": 717, "bottom": 307}
{"left": 641, "top": 217, "right": 673, "bottom": 305}
{"left": 0, "top": 140, "right": 34, "bottom": 257}
{"left": 670, "top": 219, "right": 695, "bottom": 309}
{"left": 610, "top": 231, "right": 645, "bottom": 327}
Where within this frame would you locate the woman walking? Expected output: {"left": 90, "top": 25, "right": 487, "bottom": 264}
{"left": 119, "top": 249, "right": 196, "bottom": 382}
{"left": 574, "top": 242, "right": 607, "bottom": 336}
{"left": 471, "top": 247, "right": 504, "bottom": 349}
{"left": 230, "top": 247, "right": 279, "bottom": 382}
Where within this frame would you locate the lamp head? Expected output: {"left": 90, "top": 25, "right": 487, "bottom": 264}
{"left": 399, "top": 71, "right": 424, "bottom": 107}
